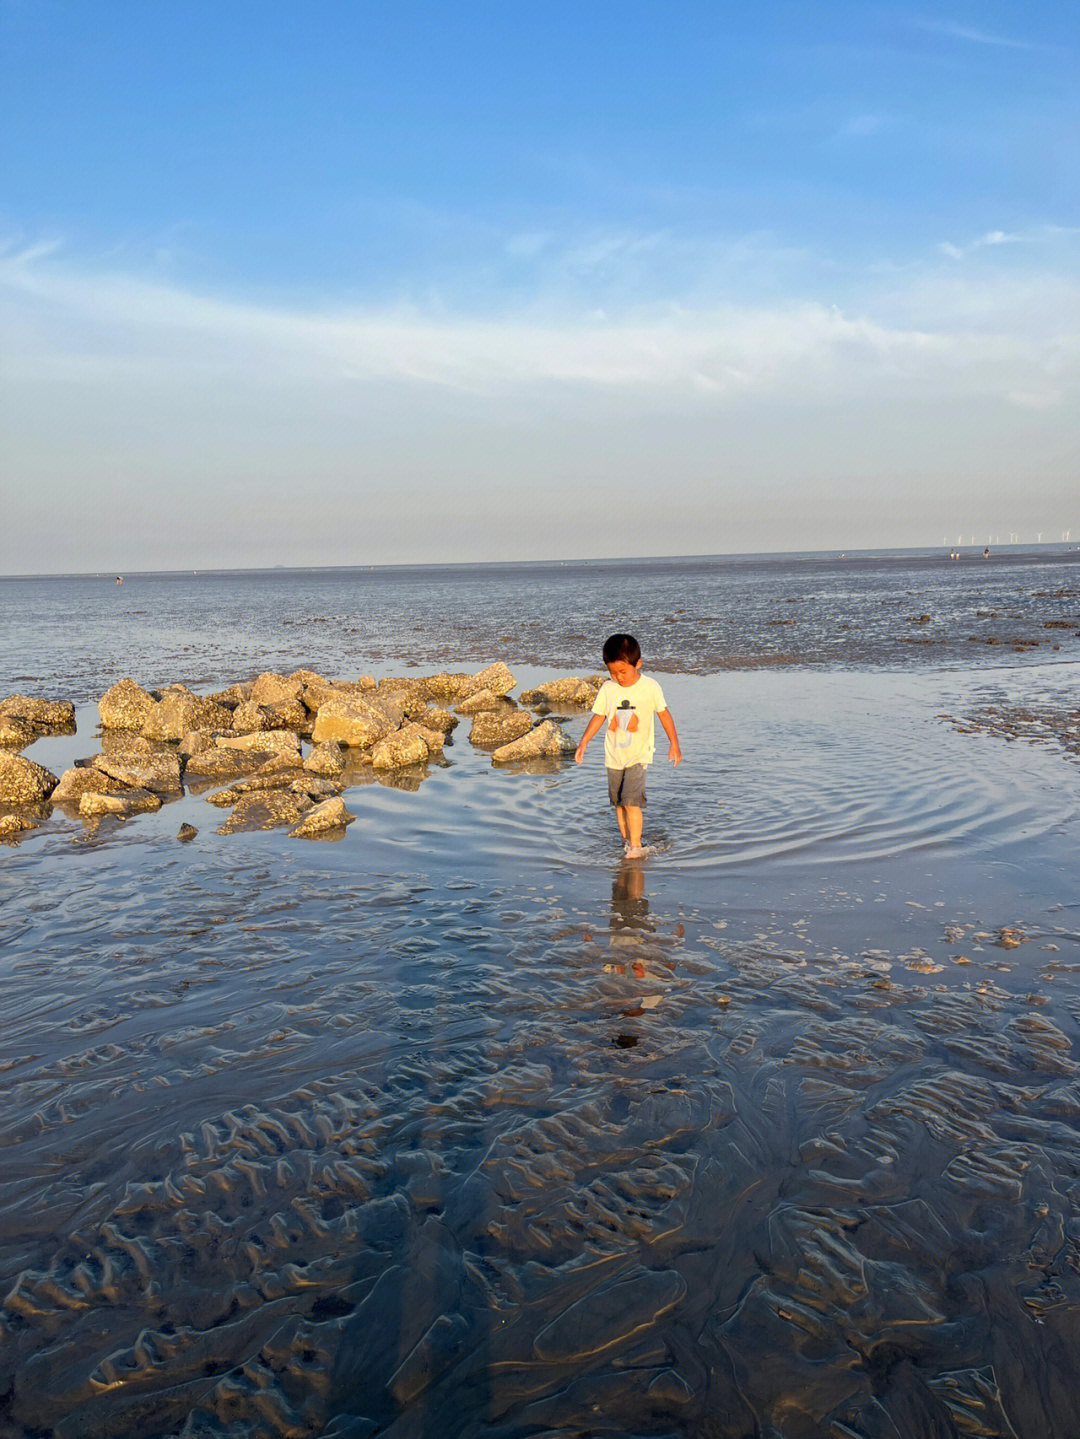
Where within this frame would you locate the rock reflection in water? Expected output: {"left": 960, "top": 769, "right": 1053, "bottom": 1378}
{"left": 2, "top": 838, "right": 1079, "bottom": 1438}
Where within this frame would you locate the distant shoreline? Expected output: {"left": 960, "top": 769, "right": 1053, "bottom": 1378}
{"left": 3, "top": 542, "right": 1079, "bottom": 583}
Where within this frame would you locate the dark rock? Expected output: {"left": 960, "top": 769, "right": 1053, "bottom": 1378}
{"left": 217, "top": 790, "right": 312, "bottom": 833}
{"left": 0, "top": 715, "right": 38, "bottom": 750}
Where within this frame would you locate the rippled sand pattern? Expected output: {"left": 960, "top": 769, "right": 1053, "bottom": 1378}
{"left": 4, "top": 868, "right": 1080, "bottom": 1434}
{"left": 3, "top": 666, "right": 1080, "bottom": 1436}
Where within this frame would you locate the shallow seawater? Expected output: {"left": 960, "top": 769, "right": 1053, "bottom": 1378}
{"left": 3, "top": 664, "right": 1080, "bottom": 1437}
{"left": 3, "top": 547, "right": 1079, "bottom": 701}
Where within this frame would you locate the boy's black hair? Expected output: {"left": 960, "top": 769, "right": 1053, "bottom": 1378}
{"left": 602, "top": 633, "right": 641, "bottom": 666}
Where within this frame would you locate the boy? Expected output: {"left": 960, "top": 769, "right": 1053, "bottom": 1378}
{"left": 575, "top": 633, "right": 682, "bottom": 858}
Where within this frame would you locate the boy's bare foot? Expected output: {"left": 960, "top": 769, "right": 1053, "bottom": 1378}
{"left": 624, "top": 845, "right": 646, "bottom": 859}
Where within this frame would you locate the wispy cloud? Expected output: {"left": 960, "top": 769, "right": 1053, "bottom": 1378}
{"left": 912, "top": 17, "right": 1045, "bottom": 51}
{"left": 938, "top": 224, "right": 1079, "bottom": 261}
{"left": 839, "top": 113, "right": 886, "bottom": 138}
{"left": 1, "top": 238, "right": 1076, "bottom": 414}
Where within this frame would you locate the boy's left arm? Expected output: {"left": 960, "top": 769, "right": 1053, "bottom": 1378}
{"left": 658, "top": 709, "right": 682, "bottom": 765}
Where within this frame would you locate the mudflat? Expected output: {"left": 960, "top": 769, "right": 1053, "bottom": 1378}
{"left": 2, "top": 654, "right": 1079, "bottom": 1436}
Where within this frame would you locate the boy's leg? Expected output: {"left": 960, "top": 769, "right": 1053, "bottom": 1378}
{"left": 615, "top": 805, "right": 629, "bottom": 842}
{"left": 623, "top": 805, "right": 643, "bottom": 849}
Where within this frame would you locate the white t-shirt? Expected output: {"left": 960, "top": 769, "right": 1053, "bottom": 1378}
{"left": 592, "top": 675, "right": 668, "bottom": 769}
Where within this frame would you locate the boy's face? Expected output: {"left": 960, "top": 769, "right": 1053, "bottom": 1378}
{"left": 606, "top": 659, "right": 640, "bottom": 687}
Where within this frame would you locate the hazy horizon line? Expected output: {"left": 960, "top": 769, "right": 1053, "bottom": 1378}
{"left": 3, "top": 539, "right": 1077, "bottom": 582}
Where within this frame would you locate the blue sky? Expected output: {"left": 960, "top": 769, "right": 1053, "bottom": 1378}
{"left": 2, "top": 1, "right": 1076, "bottom": 570}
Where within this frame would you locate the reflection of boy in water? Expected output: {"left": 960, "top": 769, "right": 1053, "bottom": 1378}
{"left": 575, "top": 632, "right": 682, "bottom": 858}
{"left": 609, "top": 862, "right": 651, "bottom": 981}
{"left": 611, "top": 862, "right": 650, "bottom": 939}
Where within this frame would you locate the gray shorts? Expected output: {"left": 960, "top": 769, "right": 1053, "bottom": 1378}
{"left": 607, "top": 764, "right": 647, "bottom": 808}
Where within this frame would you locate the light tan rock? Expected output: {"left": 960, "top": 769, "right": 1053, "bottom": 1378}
{"left": 262, "top": 698, "right": 307, "bottom": 731}
{"left": 142, "top": 687, "right": 232, "bottom": 742}
{"left": 215, "top": 729, "right": 302, "bottom": 755}
{"left": 0, "top": 695, "right": 76, "bottom": 732}
{"left": 178, "top": 731, "right": 213, "bottom": 757}
{"left": 290, "top": 775, "right": 344, "bottom": 800}
{"left": 456, "top": 688, "right": 501, "bottom": 715}
{"left": 300, "top": 683, "right": 333, "bottom": 713}
{"left": 469, "top": 709, "right": 533, "bottom": 747}
{"left": 79, "top": 787, "right": 162, "bottom": 817}
{"left": 289, "top": 668, "right": 329, "bottom": 688}
{"left": 412, "top": 704, "right": 457, "bottom": 733}
{"left": 182, "top": 748, "right": 259, "bottom": 782}
{"left": 473, "top": 661, "right": 516, "bottom": 697}
{"left": 370, "top": 725, "right": 430, "bottom": 769}
{"left": 411, "top": 723, "right": 445, "bottom": 754}
{"left": 312, "top": 696, "right": 394, "bottom": 749}
{"left": 99, "top": 677, "right": 155, "bottom": 731}
{"left": 301, "top": 677, "right": 376, "bottom": 712}
{"left": 254, "top": 749, "right": 305, "bottom": 776}
{"left": 98, "top": 730, "right": 156, "bottom": 760}
{"left": 304, "top": 741, "right": 345, "bottom": 776}
{"left": 217, "top": 790, "right": 312, "bottom": 834}
{"left": 520, "top": 677, "right": 603, "bottom": 707}
{"left": 231, "top": 699, "right": 271, "bottom": 733}
{"left": 51, "top": 767, "right": 125, "bottom": 804}
{"left": 0, "top": 751, "right": 58, "bottom": 803}
{"left": 249, "top": 671, "right": 304, "bottom": 705}
{"left": 207, "top": 682, "right": 250, "bottom": 708}
{"left": 370, "top": 689, "right": 411, "bottom": 727}
{"left": 491, "top": 719, "right": 575, "bottom": 763}
{"left": 289, "top": 796, "right": 355, "bottom": 838}
{"left": 92, "top": 747, "right": 182, "bottom": 794}
{"left": 0, "top": 715, "right": 37, "bottom": 749}
{"left": 420, "top": 672, "right": 483, "bottom": 702}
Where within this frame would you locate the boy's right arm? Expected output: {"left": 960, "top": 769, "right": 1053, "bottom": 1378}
{"left": 575, "top": 714, "right": 605, "bottom": 764}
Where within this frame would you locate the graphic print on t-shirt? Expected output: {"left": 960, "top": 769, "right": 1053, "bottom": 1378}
{"left": 609, "top": 698, "right": 640, "bottom": 750}
{"left": 595, "top": 675, "right": 665, "bottom": 769}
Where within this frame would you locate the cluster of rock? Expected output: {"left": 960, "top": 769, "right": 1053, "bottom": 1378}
{"left": 939, "top": 703, "right": 1080, "bottom": 761}
{"left": 0, "top": 662, "right": 603, "bottom": 844}
{"left": 0, "top": 695, "right": 76, "bottom": 751}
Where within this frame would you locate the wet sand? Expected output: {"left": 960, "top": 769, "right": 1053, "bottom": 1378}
{"left": 3, "top": 665, "right": 1080, "bottom": 1437}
